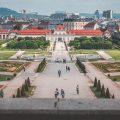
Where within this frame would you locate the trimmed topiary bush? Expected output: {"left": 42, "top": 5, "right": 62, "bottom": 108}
{"left": 101, "top": 85, "right": 106, "bottom": 97}
{"left": 97, "top": 80, "right": 101, "bottom": 91}
{"left": 105, "top": 88, "right": 110, "bottom": 98}
{"left": 94, "top": 77, "right": 97, "bottom": 87}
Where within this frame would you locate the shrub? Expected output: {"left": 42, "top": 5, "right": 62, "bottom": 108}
{"left": 97, "top": 80, "right": 101, "bottom": 91}
{"left": 21, "top": 84, "right": 26, "bottom": 96}
{"left": 27, "top": 77, "right": 31, "bottom": 87}
{"left": 94, "top": 77, "right": 97, "bottom": 87}
{"left": 101, "top": 85, "right": 106, "bottom": 97}
{"left": 105, "top": 88, "right": 110, "bottom": 98}
{"left": 25, "top": 80, "right": 29, "bottom": 91}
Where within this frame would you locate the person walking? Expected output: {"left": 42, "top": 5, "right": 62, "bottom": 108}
{"left": 55, "top": 88, "right": 59, "bottom": 99}
{"left": 61, "top": 89, "right": 65, "bottom": 99}
{"left": 76, "top": 85, "right": 79, "bottom": 95}
{"left": 68, "top": 66, "right": 70, "bottom": 72}
{"left": 66, "top": 66, "right": 68, "bottom": 72}
{"left": 58, "top": 70, "right": 61, "bottom": 77}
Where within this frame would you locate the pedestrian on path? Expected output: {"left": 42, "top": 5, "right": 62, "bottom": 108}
{"left": 76, "top": 85, "right": 79, "bottom": 95}
{"left": 68, "top": 66, "right": 70, "bottom": 72}
{"left": 61, "top": 89, "right": 65, "bottom": 99}
{"left": 23, "top": 66, "right": 26, "bottom": 72}
{"left": 58, "top": 70, "right": 61, "bottom": 77}
{"left": 54, "top": 88, "right": 59, "bottom": 99}
{"left": 66, "top": 66, "right": 68, "bottom": 72}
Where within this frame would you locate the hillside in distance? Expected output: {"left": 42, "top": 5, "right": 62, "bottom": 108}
{"left": 0, "top": 7, "right": 48, "bottom": 19}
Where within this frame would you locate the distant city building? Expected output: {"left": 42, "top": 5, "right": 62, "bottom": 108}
{"left": 84, "top": 22, "right": 99, "bottom": 30}
{"left": 103, "top": 10, "right": 113, "bottom": 19}
{"left": 0, "top": 29, "right": 9, "bottom": 39}
{"left": 49, "top": 12, "right": 67, "bottom": 29}
{"left": 94, "top": 10, "right": 100, "bottom": 19}
{"left": 64, "top": 19, "right": 89, "bottom": 31}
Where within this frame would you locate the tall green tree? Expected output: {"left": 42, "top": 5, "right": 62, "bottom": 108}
{"left": 94, "top": 77, "right": 97, "bottom": 87}
{"left": 106, "top": 88, "right": 110, "bottom": 98}
{"left": 97, "top": 80, "right": 101, "bottom": 91}
{"left": 101, "top": 85, "right": 106, "bottom": 97}
{"left": 16, "top": 88, "right": 21, "bottom": 98}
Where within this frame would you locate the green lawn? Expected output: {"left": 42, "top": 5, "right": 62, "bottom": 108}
{"left": 109, "top": 75, "right": 120, "bottom": 82}
{"left": 70, "top": 50, "right": 97, "bottom": 54}
{"left": 0, "top": 51, "right": 16, "bottom": 60}
{"left": 106, "top": 50, "right": 120, "bottom": 60}
{"left": 24, "top": 51, "right": 50, "bottom": 55}
{"left": 0, "top": 74, "right": 14, "bottom": 81}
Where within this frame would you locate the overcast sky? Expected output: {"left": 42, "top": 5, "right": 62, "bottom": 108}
{"left": 0, "top": 0, "right": 120, "bottom": 15}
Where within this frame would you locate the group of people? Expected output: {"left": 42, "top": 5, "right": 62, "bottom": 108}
{"left": 66, "top": 66, "right": 70, "bottom": 72}
{"left": 54, "top": 85, "right": 79, "bottom": 99}
{"left": 54, "top": 88, "right": 65, "bottom": 99}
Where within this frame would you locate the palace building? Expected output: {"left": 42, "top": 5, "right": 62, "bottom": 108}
{"left": 0, "top": 25, "right": 103, "bottom": 42}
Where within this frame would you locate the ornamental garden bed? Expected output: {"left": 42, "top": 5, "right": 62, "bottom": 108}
{"left": 0, "top": 74, "right": 14, "bottom": 81}
{"left": 109, "top": 75, "right": 120, "bottom": 82}
{"left": 0, "top": 61, "right": 30, "bottom": 73}
{"left": 0, "top": 51, "right": 16, "bottom": 60}
{"left": 93, "top": 62, "right": 120, "bottom": 73}
{"left": 106, "top": 50, "right": 120, "bottom": 60}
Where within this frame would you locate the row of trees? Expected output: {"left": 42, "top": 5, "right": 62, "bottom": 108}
{"left": 7, "top": 37, "right": 50, "bottom": 49}
{"left": 76, "top": 58, "right": 86, "bottom": 74}
{"left": 69, "top": 36, "right": 112, "bottom": 49}
{"left": 93, "top": 77, "right": 114, "bottom": 98}
{"left": 14, "top": 77, "right": 31, "bottom": 98}
{"left": 37, "top": 58, "right": 47, "bottom": 72}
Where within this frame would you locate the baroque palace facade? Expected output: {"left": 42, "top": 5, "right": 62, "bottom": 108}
{"left": 0, "top": 25, "right": 103, "bottom": 42}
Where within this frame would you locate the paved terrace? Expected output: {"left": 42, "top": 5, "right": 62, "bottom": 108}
{"left": 32, "top": 41, "right": 95, "bottom": 99}
{"left": 0, "top": 99, "right": 120, "bottom": 120}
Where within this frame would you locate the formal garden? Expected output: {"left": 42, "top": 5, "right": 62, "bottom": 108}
{"left": 105, "top": 50, "right": 120, "bottom": 60}
{"left": 108, "top": 75, "right": 120, "bottom": 82}
{"left": 0, "top": 61, "right": 30, "bottom": 73}
{"left": 93, "top": 62, "right": 120, "bottom": 73}
{"left": 0, "top": 51, "right": 16, "bottom": 60}
{"left": 6, "top": 37, "right": 50, "bottom": 50}
{"left": 0, "top": 74, "right": 14, "bottom": 81}
{"left": 69, "top": 36, "right": 112, "bottom": 49}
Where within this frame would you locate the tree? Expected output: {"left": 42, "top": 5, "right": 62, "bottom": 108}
{"left": 94, "top": 77, "right": 97, "bottom": 87}
{"left": 21, "top": 84, "right": 26, "bottom": 97}
{"left": 97, "top": 80, "right": 101, "bottom": 91}
{"left": 16, "top": 88, "right": 21, "bottom": 98}
{"left": 101, "top": 85, "right": 105, "bottom": 97}
{"left": 106, "top": 88, "right": 110, "bottom": 98}
{"left": 25, "top": 80, "right": 29, "bottom": 91}
{"left": 27, "top": 77, "right": 31, "bottom": 87}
